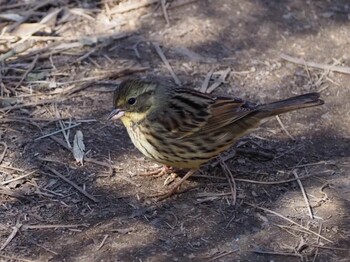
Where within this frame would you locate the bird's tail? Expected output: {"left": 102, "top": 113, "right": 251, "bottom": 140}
{"left": 254, "top": 92, "right": 324, "bottom": 118}
{"left": 229, "top": 93, "right": 324, "bottom": 138}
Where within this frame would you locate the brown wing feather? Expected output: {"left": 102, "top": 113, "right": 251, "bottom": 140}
{"left": 199, "top": 97, "right": 256, "bottom": 134}
{"left": 151, "top": 89, "right": 257, "bottom": 138}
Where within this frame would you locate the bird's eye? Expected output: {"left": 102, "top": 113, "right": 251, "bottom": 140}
{"left": 128, "top": 97, "right": 136, "bottom": 105}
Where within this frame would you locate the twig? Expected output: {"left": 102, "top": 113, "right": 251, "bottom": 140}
{"left": 59, "top": 67, "right": 148, "bottom": 96}
{"left": 245, "top": 202, "right": 332, "bottom": 243}
{"left": 209, "top": 250, "right": 237, "bottom": 261}
{"left": 0, "top": 98, "right": 65, "bottom": 112}
{"left": 35, "top": 123, "right": 81, "bottom": 141}
{"left": 110, "top": 0, "right": 159, "bottom": 14}
{"left": 1, "top": 170, "right": 37, "bottom": 185}
{"left": 5, "top": 0, "right": 54, "bottom": 33}
{"left": 206, "top": 68, "right": 230, "bottom": 93}
{"left": 45, "top": 167, "right": 98, "bottom": 203}
{"left": 75, "top": 47, "right": 98, "bottom": 63}
{"left": 169, "top": 0, "right": 199, "bottom": 9}
{"left": 57, "top": 116, "right": 72, "bottom": 149}
{"left": 31, "top": 241, "right": 58, "bottom": 255}
{"left": 22, "top": 224, "right": 87, "bottom": 230}
{"left": 97, "top": 234, "right": 109, "bottom": 250}
{"left": 311, "top": 245, "right": 350, "bottom": 251}
{"left": 0, "top": 254, "right": 36, "bottom": 262}
{"left": 0, "top": 116, "right": 69, "bottom": 122}
{"left": 0, "top": 40, "right": 35, "bottom": 62}
{"left": 275, "top": 115, "right": 295, "bottom": 140}
{"left": 47, "top": 136, "right": 141, "bottom": 187}
{"left": 194, "top": 170, "right": 330, "bottom": 185}
{"left": 0, "top": 165, "right": 24, "bottom": 172}
{"left": 295, "top": 160, "right": 335, "bottom": 168}
{"left": 0, "top": 188, "right": 26, "bottom": 200}
{"left": 14, "top": 54, "right": 39, "bottom": 89}
{"left": 219, "top": 158, "right": 236, "bottom": 205}
{"left": 152, "top": 42, "right": 181, "bottom": 86}
{"left": 0, "top": 142, "right": 8, "bottom": 164}
{"left": 280, "top": 53, "right": 350, "bottom": 75}
{"left": 0, "top": 221, "right": 22, "bottom": 250}
{"left": 161, "top": 0, "right": 170, "bottom": 25}
{"left": 312, "top": 222, "right": 322, "bottom": 262}
{"left": 293, "top": 170, "right": 314, "bottom": 219}
{"left": 84, "top": 158, "right": 141, "bottom": 187}
{"left": 251, "top": 249, "right": 302, "bottom": 258}
{"left": 199, "top": 70, "right": 213, "bottom": 93}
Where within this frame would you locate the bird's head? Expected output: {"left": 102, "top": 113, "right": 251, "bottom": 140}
{"left": 108, "top": 79, "right": 158, "bottom": 124}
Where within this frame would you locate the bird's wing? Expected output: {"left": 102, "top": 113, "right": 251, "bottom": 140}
{"left": 199, "top": 97, "right": 256, "bottom": 134}
{"left": 151, "top": 93, "right": 256, "bottom": 138}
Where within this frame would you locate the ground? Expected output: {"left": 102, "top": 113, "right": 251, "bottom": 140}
{"left": 1, "top": 0, "right": 350, "bottom": 261}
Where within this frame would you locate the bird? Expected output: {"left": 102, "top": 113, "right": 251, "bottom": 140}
{"left": 108, "top": 78, "right": 324, "bottom": 200}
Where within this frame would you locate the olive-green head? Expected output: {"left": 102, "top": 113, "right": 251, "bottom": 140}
{"left": 108, "top": 79, "right": 158, "bottom": 123}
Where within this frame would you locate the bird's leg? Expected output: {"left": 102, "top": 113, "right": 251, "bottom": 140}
{"left": 151, "top": 169, "right": 197, "bottom": 201}
{"left": 140, "top": 165, "right": 172, "bottom": 178}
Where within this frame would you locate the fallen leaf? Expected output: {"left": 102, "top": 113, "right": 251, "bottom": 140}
{"left": 73, "top": 130, "right": 85, "bottom": 165}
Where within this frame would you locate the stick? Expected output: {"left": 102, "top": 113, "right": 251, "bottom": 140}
{"left": 219, "top": 159, "right": 236, "bottom": 205}
{"left": 293, "top": 170, "right": 314, "bottom": 219}
{"left": 0, "top": 142, "right": 8, "bottom": 164}
{"left": 35, "top": 123, "right": 81, "bottom": 141}
{"left": 161, "top": 0, "right": 170, "bottom": 25}
{"left": 1, "top": 170, "right": 37, "bottom": 185}
{"left": 47, "top": 135, "right": 141, "bottom": 187}
{"left": 0, "top": 188, "right": 26, "bottom": 200}
{"left": 275, "top": 115, "right": 295, "bottom": 140}
{"left": 0, "top": 221, "right": 22, "bottom": 250}
{"left": 245, "top": 202, "right": 332, "bottom": 243}
{"left": 0, "top": 40, "right": 35, "bottom": 62}
{"left": 110, "top": 0, "right": 159, "bottom": 14}
{"left": 153, "top": 42, "right": 181, "bottom": 86}
{"left": 0, "top": 254, "right": 36, "bottom": 262}
{"left": 0, "top": 98, "right": 64, "bottom": 112}
{"left": 206, "top": 68, "right": 230, "bottom": 93}
{"left": 312, "top": 222, "right": 322, "bottom": 262}
{"left": 251, "top": 249, "right": 302, "bottom": 258}
{"left": 14, "top": 54, "right": 39, "bottom": 89}
{"left": 194, "top": 170, "right": 331, "bottom": 185}
{"left": 280, "top": 53, "right": 350, "bottom": 75}
{"left": 22, "top": 224, "right": 87, "bottom": 230}
{"left": 199, "top": 70, "right": 213, "bottom": 93}
{"left": 45, "top": 167, "right": 98, "bottom": 203}
{"left": 97, "top": 235, "right": 109, "bottom": 250}
{"left": 60, "top": 67, "right": 148, "bottom": 96}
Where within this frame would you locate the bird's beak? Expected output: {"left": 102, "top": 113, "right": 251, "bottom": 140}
{"left": 107, "top": 108, "right": 125, "bottom": 121}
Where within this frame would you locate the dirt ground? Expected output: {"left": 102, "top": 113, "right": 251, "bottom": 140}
{"left": 1, "top": 0, "right": 350, "bottom": 261}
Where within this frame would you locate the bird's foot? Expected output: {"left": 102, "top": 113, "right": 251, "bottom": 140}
{"left": 150, "top": 186, "right": 179, "bottom": 201}
{"left": 140, "top": 165, "right": 172, "bottom": 178}
{"left": 149, "top": 169, "right": 197, "bottom": 201}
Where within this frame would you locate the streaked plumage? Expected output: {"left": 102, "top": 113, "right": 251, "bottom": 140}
{"left": 108, "top": 78, "right": 324, "bottom": 198}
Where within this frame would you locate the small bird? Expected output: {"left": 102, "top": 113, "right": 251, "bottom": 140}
{"left": 108, "top": 78, "right": 324, "bottom": 199}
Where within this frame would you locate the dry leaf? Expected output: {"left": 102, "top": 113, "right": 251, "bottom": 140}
{"left": 73, "top": 130, "right": 85, "bottom": 165}
{"left": 12, "top": 23, "right": 49, "bottom": 37}
{"left": 40, "top": 8, "right": 62, "bottom": 28}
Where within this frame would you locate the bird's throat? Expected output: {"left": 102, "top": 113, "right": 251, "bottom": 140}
{"left": 121, "top": 111, "right": 148, "bottom": 128}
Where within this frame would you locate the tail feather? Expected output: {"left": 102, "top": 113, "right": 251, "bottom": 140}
{"left": 255, "top": 92, "right": 324, "bottom": 118}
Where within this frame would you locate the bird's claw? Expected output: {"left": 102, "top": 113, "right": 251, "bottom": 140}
{"left": 140, "top": 166, "right": 171, "bottom": 178}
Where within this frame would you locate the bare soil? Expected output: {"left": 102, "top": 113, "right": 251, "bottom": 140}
{"left": 1, "top": 0, "right": 350, "bottom": 261}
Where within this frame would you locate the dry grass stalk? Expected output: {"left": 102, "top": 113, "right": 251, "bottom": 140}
{"left": 280, "top": 53, "right": 350, "bottom": 75}
{"left": 45, "top": 166, "right": 98, "bottom": 203}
